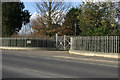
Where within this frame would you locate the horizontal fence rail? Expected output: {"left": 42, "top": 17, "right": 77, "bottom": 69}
{"left": 71, "top": 36, "right": 120, "bottom": 53}
{"left": 0, "top": 38, "right": 56, "bottom": 48}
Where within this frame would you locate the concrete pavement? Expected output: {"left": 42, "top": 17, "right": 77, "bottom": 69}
{"left": 69, "top": 50, "right": 118, "bottom": 58}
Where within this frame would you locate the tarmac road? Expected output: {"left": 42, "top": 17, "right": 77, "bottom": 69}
{"left": 2, "top": 50, "right": 118, "bottom": 78}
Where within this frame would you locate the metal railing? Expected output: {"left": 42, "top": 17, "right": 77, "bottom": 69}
{"left": 0, "top": 38, "right": 56, "bottom": 48}
{"left": 70, "top": 36, "right": 120, "bottom": 53}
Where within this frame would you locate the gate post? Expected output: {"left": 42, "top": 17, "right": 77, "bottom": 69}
{"left": 64, "top": 35, "right": 66, "bottom": 50}
{"left": 56, "top": 34, "right": 58, "bottom": 49}
{"left": 70, "top": 37, "right": 73, "bottom": 50}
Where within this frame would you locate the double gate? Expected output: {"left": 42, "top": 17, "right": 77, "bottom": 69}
{"left": 55, "top": 34, "right": 70, "bottom": 50}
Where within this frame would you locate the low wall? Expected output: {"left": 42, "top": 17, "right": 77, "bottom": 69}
{"left": 69, "top": 50, "right": 119, "bottom": 58}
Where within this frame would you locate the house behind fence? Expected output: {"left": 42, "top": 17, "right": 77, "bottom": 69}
{"left": 70, "top": 36, "right": 120, "bottom": 53}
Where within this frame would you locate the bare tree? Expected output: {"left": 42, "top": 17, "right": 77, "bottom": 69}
{"left": 34, "top": 0, "right": 71, "bottom": 29}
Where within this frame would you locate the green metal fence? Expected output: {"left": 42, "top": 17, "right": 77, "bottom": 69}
{"left": 1, "top": 38, "right": 56, "bottom": 48}
{"left": 70, "top": 36, "right": 120, "bottom": 53}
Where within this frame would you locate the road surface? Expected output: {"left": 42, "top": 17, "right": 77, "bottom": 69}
{"left": 2, "top": 50, "right": 118, "bottom": 78}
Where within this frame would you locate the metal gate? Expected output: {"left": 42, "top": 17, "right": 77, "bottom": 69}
{"left": 56, "top": 34, "right": 70, "bottom": 50}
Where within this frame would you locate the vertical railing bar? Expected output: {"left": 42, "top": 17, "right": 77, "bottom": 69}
{"left": 107, "top": 36, "right": 108, "bottom": 53}
{"left": 90, "top": 36, "right": 92, "bottom": 51}
{"left": 117, "top": 36, "right": 119, "bottom": 53}
{"left": 95, "top": 36, "right": 97, "bottom": 52}
{"left": 118, "top": 36, "right": 119, "bottom": 53}
{"left": 82, "top": 37, "right": 84, "bottom": 51}
{"left": 64, "top": 35, "right": 66, "bottom": 50}
{"left": 103, "top": 36, "right": 105, "bottom": 53}
{"left": 110, "top": 36, "right": 111, "bottom": 53}
{"left": 112, "top": 36, "right": 113, "bottom": 53}
{"left": 85, "top": 37, "right": 87, "bottom": 51}
{"left": 116, "top": 36, "right": 117, "bottom": 53}
{"left": 92, "top": 36, "right": 94, "bottom": 51}
{"left": 118, "top": 36, "right": 120, "bottom": 53}
{"left": 108, "top": 36, "right": 109, "bottom": 53}
{"left": 101, "top": 36, "right": 103, "bottom": 52}
{"left": 114, "top": 36, "right": 115, "bottom": 53}
{"left": 87, "top": 37, "right": 88, "bottom": 51}
{"left": 105, "top": 36, "right": 106, "bottom": 53}
{"left": 96, "top": 36, "right": 97, "bottom": 52}
{"left": 84, "top": 37, "right": 86, "bottom": 51}
{"left": 97, "top": 36, "right": 101, "bottom": 52}
{"left": 115, "top": 36, "right": 116, "bottom": 53}
{"left": 91, "top": 36, "right": 92, "bottom": 51}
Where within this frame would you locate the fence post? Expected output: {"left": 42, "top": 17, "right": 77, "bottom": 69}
{"left": 25, "top": 37, "right": 27, "bottom": 47}
{"left": 56, "top": 34, "right": 58, "bottom": 49}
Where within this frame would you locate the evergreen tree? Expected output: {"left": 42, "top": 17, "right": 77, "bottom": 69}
{"left": 62, "top": 8, "right": 81, "bottom": 36}
{"left": 2, "top": 2, "right": 30, "bottom": 37}
{"left": 0, "top": 1, "right": 1, "bottom": 37}
{"left": 77, "top": 2, "right": 119, "bottom": 36}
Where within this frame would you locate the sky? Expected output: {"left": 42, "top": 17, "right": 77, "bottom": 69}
{"left": 19, "top": 1, "right": 82, "bottom": 34}
{"left": 22, "top": 2, "right": 81, "bottom": 15}
{"left": 19, "top": 0, "right": 120, "bottom": 34}
{"left": 21, "top": 0, "right": 120, "bottom": 15}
